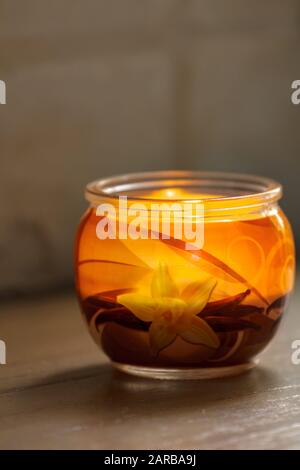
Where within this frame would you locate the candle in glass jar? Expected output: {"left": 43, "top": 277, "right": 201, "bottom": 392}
{"left": 75, "top": 172, "right": 295, "bottom": 379}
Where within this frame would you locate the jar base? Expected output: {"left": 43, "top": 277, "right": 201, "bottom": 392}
{"left": 112, "top": 360, "right": 258, "bottom": 380}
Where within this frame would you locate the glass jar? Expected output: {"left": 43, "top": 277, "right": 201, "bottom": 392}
{"left": 75, "top": 171, "right": 295, "bottom": 379}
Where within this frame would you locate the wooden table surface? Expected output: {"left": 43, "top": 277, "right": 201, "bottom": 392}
{"left": 0, "top": 284, "right": 300, "bottom": 450}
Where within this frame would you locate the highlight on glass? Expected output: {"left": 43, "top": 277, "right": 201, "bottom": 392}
{"left": 75, "top": 171, "right": 295, "bottom": 379}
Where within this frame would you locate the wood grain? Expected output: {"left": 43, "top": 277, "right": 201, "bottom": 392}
{"left": 0, "top": 285, "right": 300, "bottom": 450}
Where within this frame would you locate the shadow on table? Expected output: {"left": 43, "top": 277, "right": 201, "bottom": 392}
{"left": 27, "top": 362, "right": 281, "bottom": 423}
{"left": 100, "top": 365, "right": 280, "bottom": 420}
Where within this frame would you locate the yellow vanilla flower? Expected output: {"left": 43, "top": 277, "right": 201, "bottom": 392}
{"left": 117, "top": 263, "right": 220, "bottom": 355}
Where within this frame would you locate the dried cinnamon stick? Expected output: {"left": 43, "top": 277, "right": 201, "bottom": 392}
{"left": 205, "top": 316, "right": 261, "bottom": 332}
{"left": 93, "top": 305, "right": 262, "bottom": 333}
{"left": 95, "top": 307, "right": 150, "bottom": 331}
{"left": 201, "top": 290, "right": 251, "bottom": 316}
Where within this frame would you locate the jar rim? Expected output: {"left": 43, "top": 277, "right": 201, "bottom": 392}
{"left": 85, "top": 170, "right": 282, "bottom": 209}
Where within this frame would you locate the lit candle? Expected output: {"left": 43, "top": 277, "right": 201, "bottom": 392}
{"left": 76, "top": 171, "right": 294, "bottom": 379}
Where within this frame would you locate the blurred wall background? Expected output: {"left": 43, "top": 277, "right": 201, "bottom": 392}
{"left": 0, "top": 1, "right": 300, "bottom": 296}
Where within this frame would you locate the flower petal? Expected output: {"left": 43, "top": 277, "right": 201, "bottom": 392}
{"left": 117, "top": 293, "right": 157, "bottom": 322}
{"left": 151, "top": 262, "right": 179, "bottom": 299}
{"left": 149, "top": 320, "right": 177, "bottom": 355}
{"left": 180, "top": 316, "right": 220, "bottom": 349}
{"left": 159, "top": 297, "right": 186, "bottom": 315}
{"left": 183, "top": 278, "right": 217, "bottom": 315}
